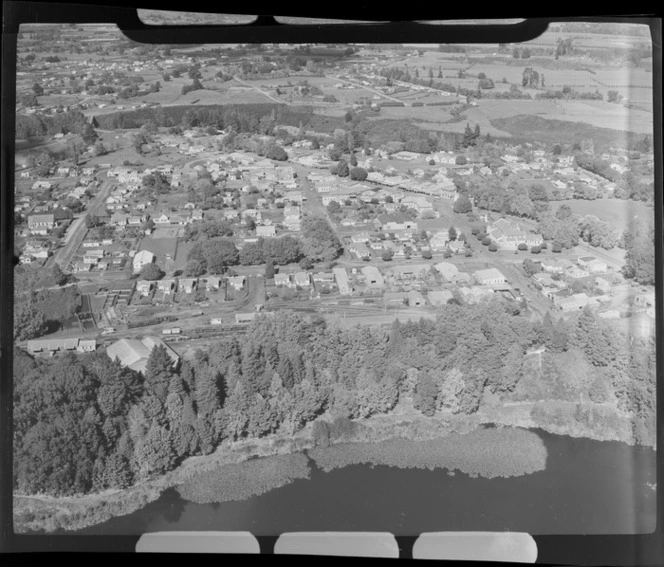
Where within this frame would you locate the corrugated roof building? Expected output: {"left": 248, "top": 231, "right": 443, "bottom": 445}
{"left": 106, "top": 336, "right": 179, "bottom": 374}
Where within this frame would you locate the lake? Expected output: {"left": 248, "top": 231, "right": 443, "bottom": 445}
{"left": 62, "top": 430, "right": 656, "bottom": 536}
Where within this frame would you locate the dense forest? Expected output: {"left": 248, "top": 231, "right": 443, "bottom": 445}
{"left": 14, "top": 302, "right": 655, "bottom": 498}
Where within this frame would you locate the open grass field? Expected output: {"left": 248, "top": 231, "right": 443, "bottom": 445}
{"left": 174, "top": 240, "right": 195, "bottom": 272}
{"left": 476, "top": 98, "right": 652, "bottom": 134}
{"left": 384, "top": 51, "right": 467, "bottom": 70}
{"left": 366, "top": 104, "right": 455, "bottom": 123}
{"left": 549, "top": 199, "right": 654, "bottom": 234}
{"left": 138, "top": 236, "right": 178, "bottom": 260}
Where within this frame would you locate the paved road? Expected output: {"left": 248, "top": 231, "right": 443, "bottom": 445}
{"left": 333, "top": 76, "right": 406, "bottom": 105}
{"left": 51, "top": 177, "right": 115, "bottom": 270}
{"left": 392, "top": 79, "right": 467, "bottom": 104}
{"left": 233, "top": 76, "right": 286, "bottom": 105}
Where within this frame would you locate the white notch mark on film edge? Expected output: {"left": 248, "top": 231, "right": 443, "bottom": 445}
{"left": 135, "top": 531, "right": 260, "bottom": 553}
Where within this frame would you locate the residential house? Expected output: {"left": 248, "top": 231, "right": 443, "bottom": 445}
{"left": 473, "top": 268, "right": 507, "bottom": 286}
{"left": 333, "top": 267, "right": 353, "bottom": 295}
{"left": 206, "top": 276, "right": 222, "bottom": 291}
{"left": 312, "top": 272, "right": 336, "bottom": 287}
{"left": 274, "top": 273, "right": 293, "bottom": 287}
{"left": 408, "top": 290, "right": 426, "bottom": 307}
{"left": 27, "top": 338, "right": 97, "bottom": 355}
{"left": 350, "top": 232, "right": 371, "bottom": 244}
{"left": 157, "top": 279, "right": 177, "bottom": 295}
{"left": 362, "top": 266, "right": 385, "bottom": 288}
{"left": 448, "top": 241, "right": 465, "bottom": 254}
{"left": 429, "top": 231, "right": 450, "bottom": 251}
{"left": 459, "top": 286, "right": 495, "bottom": 304}
{"left": 179, "top": 278, "right": 198, "bottom": 294}
{"left": 153, "top": 213, "right": 170, "bottom": 225}
{"left": 427, "top": 290, "right": 454, "bottom": 306}
{"left": 577, "top": 257, "right": 607, "bottom": 274}
{"left": 540, "top": 259, "right": 566, "bottom": 274}
{"left": 554, "top": 292, "right": 589, "bottom": 312}
{"left": 228, "top": 275, "right": 246, "bottom": 291}
{"left": 132, "top": 250, "right": 155, "bottom": 274}
{"left": 391, "top": 264, "right": 431, "bottom": 280}
{"left": 487, "top": 218, "right": 543, "bottom": 250}
{"left": 434, "top": 262, "right": 459, "bottom": 282}
{"left": 349, "top": 242, "right": 371, "bottom": 259}
{"left": 111, "top": 212, "right": 130, "bottom": 226}
{"left": 373, "top": 213, "right": 416, "bottom": 232}
{"left": 294, "top": 272, "right": 311, "bottom": 287}
{"left": 27, "top": 214, "right": 55, "bottom": 235}
{"left": 136, "top": 280, "right": 154, "bottom": 297}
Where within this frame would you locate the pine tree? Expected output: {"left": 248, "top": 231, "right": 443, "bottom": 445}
{"left": 574, "top": 307, "right": 611, "bottom": 366}
{"left": 224, "top": 381, "right": 251, "bottom": 440}
{"left": 140, "top": 392, "right": 167, "bottom": 427}
{"left": 181, "top": 361, "right": 197, "bottom": 396}
{"left": 268, "top": 373, "right": 292, "bottom": 427}
{"left": 194, "top": 367, "right": 222, "bottom": 418}
{"left": 134, "top": 423, "right": 176, "bottom": 481}
{"left": 413, "top": 370, "right": 438, "bottom": 417}
{"left": 144, "top": 344, "right": 174, "bottom": 403}
{"left": 168, "top": 372, "right": 186, "bottom": 397}
{"left": 549, "top": 319, "right": 569, "bottom": 353}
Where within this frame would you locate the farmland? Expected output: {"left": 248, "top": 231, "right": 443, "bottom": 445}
{"left": 488, "top": 114, "right": 649, "bottom": 149}
{"left": 476, "top": 99, "right": 652, "bottom": 135}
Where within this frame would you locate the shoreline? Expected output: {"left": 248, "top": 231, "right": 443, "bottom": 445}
{"left": 13, "top": 400, "right": 653, "bottom": 534}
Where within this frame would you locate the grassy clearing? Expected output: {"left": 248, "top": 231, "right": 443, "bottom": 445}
{"left": 140, "top": 237, "right": 178, "bottom": 262}
{"left": 176, "top": 453, "right": 311, "bottom": 504}
{"left": 489, "top": 114, "right": 646, "bottom": 148}
{"left": 549, "top": 199, "right": 653, "bottom": 233}
{"left": 308, "top": 428, "right": 547, "bottom": 478}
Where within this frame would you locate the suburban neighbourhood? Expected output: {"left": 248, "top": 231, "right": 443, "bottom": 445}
{"left": 11, "top": 19, "right": 657, "bottom": 538}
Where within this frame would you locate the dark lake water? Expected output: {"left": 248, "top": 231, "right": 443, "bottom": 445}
{"left": 65, "top": 430, "right": 656, "bottom": 536}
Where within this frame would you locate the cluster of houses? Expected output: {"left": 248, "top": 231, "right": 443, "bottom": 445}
{"left": 270, "top": 262, "right": 514, "bottom": 308}
{"left": 527, "top": 255, "right": 615, "bottom": 312}
{"left": 134, "top": 272, "right": 233, "bottom": 299}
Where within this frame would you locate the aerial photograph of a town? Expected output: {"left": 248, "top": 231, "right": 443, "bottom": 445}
{"left": 10, "top": 12, "right": 657, "bottom": 540}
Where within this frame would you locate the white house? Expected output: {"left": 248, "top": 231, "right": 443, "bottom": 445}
{"left": 132, "top": 250, "right": 155, "bottom": 274}
{"left": 473, "top": 268, "right": 507, "bottom": 286}
{"left": 274, "top": 273, "right": 293, "bottom": 287}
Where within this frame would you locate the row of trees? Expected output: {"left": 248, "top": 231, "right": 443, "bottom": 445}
{"left": 16, "top": 108, "right": 97, "bottom": 141}
{"left": 14, "top": 299, "right": 655, "bottom": 496}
